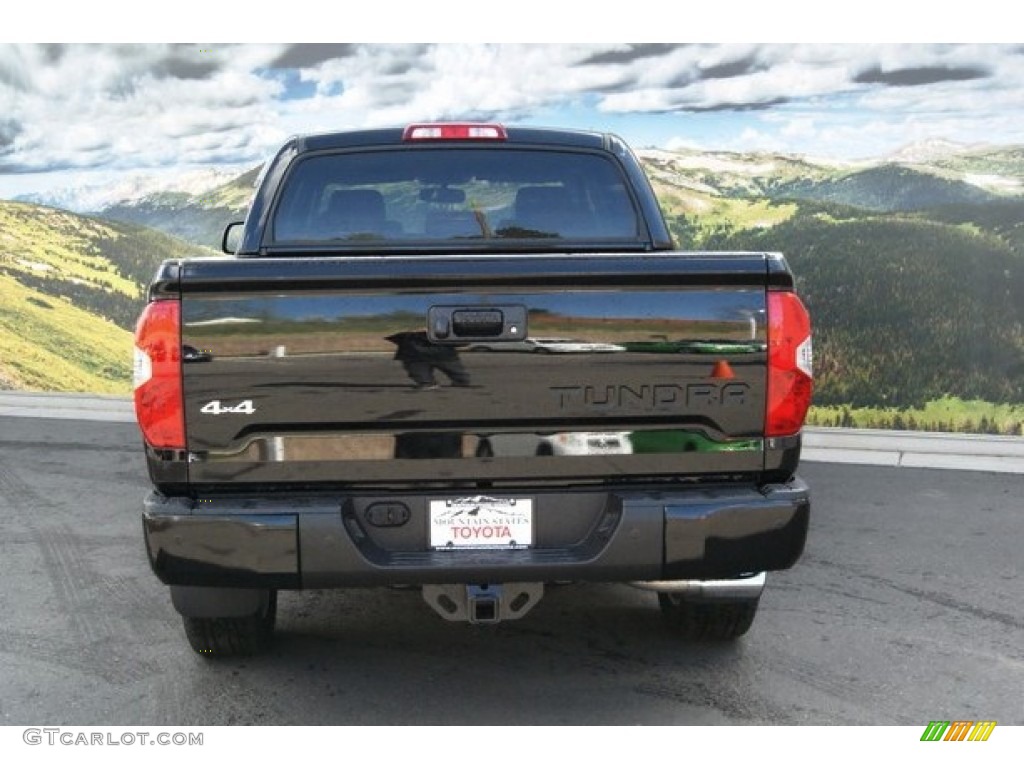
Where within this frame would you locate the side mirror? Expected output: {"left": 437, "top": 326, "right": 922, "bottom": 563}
{"left": 221, "top": 221, "right": 245, "bottom": 254}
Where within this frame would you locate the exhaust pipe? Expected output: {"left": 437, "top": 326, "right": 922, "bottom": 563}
{"left": 629, "top": 572, "right": 766, "bottom": 601}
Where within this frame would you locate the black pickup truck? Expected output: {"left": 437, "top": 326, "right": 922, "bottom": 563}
{"left": 133, "top": 123, "right": 812, "bottom": 655}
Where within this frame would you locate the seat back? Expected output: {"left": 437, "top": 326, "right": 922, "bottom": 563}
{"left": 324, "top": 189, "right": 387, "bottom": 235}
{"left": 513, "top": 186, "right": 571, "bottom": 235}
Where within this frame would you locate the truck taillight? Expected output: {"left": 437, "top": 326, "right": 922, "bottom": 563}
{"left": 766, "top": 291, "right": 813, "bottom": 438}
{"left": 133, "top": 299, "right": 184, "bottom": 450}
{"left": 402, "top": 123, "right": 507, "bottom": 141}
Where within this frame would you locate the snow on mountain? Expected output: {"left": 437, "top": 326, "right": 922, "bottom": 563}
{"left": 886, "top": 138, "right": 980, "bottom": 164}
{"left": 638, "top": 148, "right": 778, "bottom": 176}
{"left": 963, "top": 173, "right": 1022, "bottom": 193}
{"left": 14, "top": 166, "right": 246, "bottom": 213}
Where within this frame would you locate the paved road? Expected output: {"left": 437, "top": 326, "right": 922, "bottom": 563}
{"left": 0, "top": 416, "right": 1021, "bottom": 726}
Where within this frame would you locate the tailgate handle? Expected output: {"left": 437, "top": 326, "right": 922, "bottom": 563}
{"left": 427, "top": 305, "right": 528, "bottom": 343}
{"left": 453, "top": 310, "right": 503, "bottom": 336}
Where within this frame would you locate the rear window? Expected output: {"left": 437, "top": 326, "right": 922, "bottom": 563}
{"left": 270, "top": 148, "right": 641, "bottom": 246}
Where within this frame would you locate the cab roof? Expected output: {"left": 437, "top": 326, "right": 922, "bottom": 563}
{"left": 291, "top": 125, "right": 612, "bottom": 153}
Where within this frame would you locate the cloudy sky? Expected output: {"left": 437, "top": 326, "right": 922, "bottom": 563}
{"left": 2, "top": 42, "right": 1023, "bottom": 198}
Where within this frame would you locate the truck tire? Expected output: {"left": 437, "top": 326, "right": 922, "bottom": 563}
{"left": 657, "top": 593, "right": 759, "bottom": 641}
{"left": 182, "top": 590, "right": 277, "bottom": 656}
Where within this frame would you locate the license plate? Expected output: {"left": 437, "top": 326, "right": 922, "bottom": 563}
{"left": 429, "top": 496, "right": 533, "bottom": 550}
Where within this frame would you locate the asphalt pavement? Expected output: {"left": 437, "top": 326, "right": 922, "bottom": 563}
{"left": 0, "top": 415, "right": 1021, "bottom": 725}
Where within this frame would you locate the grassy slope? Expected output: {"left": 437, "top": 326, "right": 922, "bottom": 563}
{"left": 0, "top": 273, "right": 131, "bottom": 393}
{"left": 0, "top": 200, "right": 209, "bottom": 393}
{"left": 0, "top": 202, "right": 139, "bottom": 297}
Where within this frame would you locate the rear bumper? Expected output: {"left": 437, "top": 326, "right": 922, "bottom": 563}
{"left": 142, "top": 478, "right": 809, "bottom": 589}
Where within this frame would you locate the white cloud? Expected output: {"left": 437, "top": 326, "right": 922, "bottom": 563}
{"left": 736, "top": 127, "right": 786, "bottom": 152}
{"left": 1, "top": 44, "right": 285, "bottom": 173}
{"left": 665, "top": 136, "right": 706, "bottom": 152}
{"left": 2, "top": 42, "right": 1024, "bottom": 196}
{"left": 291, "top": 44, "right": 618, "bottom": 126}
{"left": 779, "top": 117, "right": 819, "bottom": 140}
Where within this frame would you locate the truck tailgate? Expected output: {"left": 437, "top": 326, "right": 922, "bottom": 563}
{"left": 178, "top": 253, "right": 772, "bottom": 488}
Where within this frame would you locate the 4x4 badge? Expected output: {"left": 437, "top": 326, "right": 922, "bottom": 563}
{"left": 200, "top": 399, "right": 255, "bottom": 415}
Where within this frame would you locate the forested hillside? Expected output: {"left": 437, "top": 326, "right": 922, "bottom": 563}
{"left": 705, "top": 210, "right": 1024, "bottom": 408}
{"left": 3, "top": 144, "right": 1022, "bottom": 435}
{"left": 641, "top": 146, "right": 1024, "bottom": 434}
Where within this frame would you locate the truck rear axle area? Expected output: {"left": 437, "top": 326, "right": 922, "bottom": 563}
{"left": 421, "top": 574, "right": 766, "bottom": 625}
{"left": 422, "top": 582, "right": 545, "bottom": 624}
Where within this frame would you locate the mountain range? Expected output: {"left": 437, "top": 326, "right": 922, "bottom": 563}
{"left": 638, "top": 142, "right": 1024, "bottom": 415}
{"left": 2, "top": 139, "right": 1022, "bottom": 432}
{"left": 15, "top": 167, "right": 246, "bottom": 216}
{"left": 638, "top": 142, "right": 1022, "bottom": 216}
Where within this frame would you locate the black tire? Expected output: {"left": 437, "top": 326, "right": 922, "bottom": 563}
{"left": 657, "top": 593, "right": 759, "bottom": 641}
{"left": 183, "top": 590, "right": 277, "bottom": 656}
